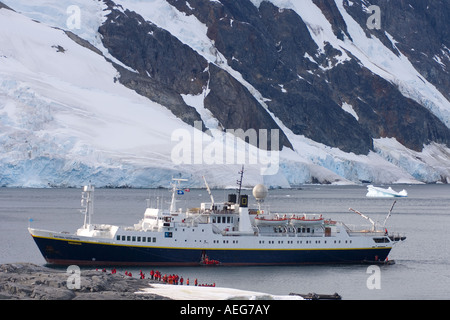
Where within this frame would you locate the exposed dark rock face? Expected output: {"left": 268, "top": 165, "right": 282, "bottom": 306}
{"left": 204, "top": 63, "right": 289, "bottom": 149}
{"left": 326, "top": 60, "right": 450, "bottom": 151}
{"left": 98, "top": 0, "right": 291, "bottom": 150}
{"left": 98, "top": 0, "right": 450, "bottom": 154}
{"left": 164, "top": 0, "right": 450, "bottom": 154}
{"left": 166, "top": 0, "right": 374, "bottom": 154}
{"left": 343, "top": 0, "right": 450, "bottom": 102}
{"left": 98, "top": 0, "right": 206, "bottom": 130}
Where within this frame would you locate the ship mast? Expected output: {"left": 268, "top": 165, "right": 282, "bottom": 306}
{"left": 170, "top": 178, "right": 188, "bottom": 213}
{"left": 81, "top": 184, "right": 94, "bottom": 228}
{"left": 236, "top": 165, "right": 244, "bottom": 201}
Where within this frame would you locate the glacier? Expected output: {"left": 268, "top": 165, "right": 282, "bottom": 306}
{"left": 0, "top": 0, "right": 449, "bottom": 188}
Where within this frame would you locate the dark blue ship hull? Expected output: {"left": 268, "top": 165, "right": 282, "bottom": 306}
{"left": 31, "top": 234, "right": 391, "bottom": 266}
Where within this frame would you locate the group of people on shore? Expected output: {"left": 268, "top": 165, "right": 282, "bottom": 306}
{"left": 97, "top": 268, "right": 216, "bottom": 287}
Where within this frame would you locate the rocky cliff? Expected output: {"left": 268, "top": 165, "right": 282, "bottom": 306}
{"left": 99, "top": 0, "right": 449, "bottom": 155}
{"left": 0, "top": 0, "right": 449, "bottom": 186}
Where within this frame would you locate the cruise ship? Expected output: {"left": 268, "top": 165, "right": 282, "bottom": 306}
{"left": 29, "top": 176, "right": 405, "bottom": 266}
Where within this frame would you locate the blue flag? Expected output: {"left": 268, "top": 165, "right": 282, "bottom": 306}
{"left": 177, "top": 190, "right": 184, "bottom": 195}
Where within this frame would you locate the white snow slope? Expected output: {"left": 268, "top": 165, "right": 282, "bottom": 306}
{"left": 0, "top": 0, "right": 449, "bottom": 188}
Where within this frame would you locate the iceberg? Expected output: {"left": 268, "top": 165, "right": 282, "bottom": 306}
{"left": 366, "top": 185, "right": 408, "bottom": 198}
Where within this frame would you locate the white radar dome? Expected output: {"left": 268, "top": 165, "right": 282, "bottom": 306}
{"left": 252, "top": 184, "right": 268, "bottom": 201}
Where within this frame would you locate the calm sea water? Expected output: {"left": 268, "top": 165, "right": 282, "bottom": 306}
{"left": 1, "top": 184, "right": 449, "bottom": 300}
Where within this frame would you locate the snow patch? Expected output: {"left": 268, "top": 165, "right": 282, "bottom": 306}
{"left": 137, "top": 283, "right": 303, "bottom": 300}
{"left": 341, "top": 102, "right": 359, "bottom": 120}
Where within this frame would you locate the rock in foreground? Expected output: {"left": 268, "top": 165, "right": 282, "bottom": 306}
{"left": 0, "top": 263, "right": 169, "bottom": 300}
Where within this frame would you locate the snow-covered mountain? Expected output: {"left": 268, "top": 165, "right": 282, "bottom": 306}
{"left": 0, "top": 0, "right": 449, "bottom": 188}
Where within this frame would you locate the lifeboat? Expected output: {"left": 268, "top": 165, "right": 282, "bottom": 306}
{"left": 200, "top": 251, "right": 221, "bottom": 266}
{"left": 254, "top": 214, "right": 289, "bottom": 226}
{"left": 290, "top": 214, "right": 324, "bottom": 225}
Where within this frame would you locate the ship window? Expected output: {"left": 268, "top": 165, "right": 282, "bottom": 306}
{"left": 137, "top": 236, "right": 141, "bottom": 242}
{"left": 127, "top": 236, "right": 131, "bottom": 241}
{"left": 142, "top": 237, "right": 146, "bottom": 242}
{"left": 132, "top": 236, "right": 136, "bottom": 241}
{"left": 373, "top": 237, "right": 389, "bottom": 243}
{"left": 152, "top": 237, "right": 156, "bottom": 242}
{"left": 122, "top": 236, "right": 125, "bottom": 241}
{"left": 116, "top": 235, "right": 120, "bottom": 240}
{"left": 227, "top": 217, "right": 231, "bottom": 223}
